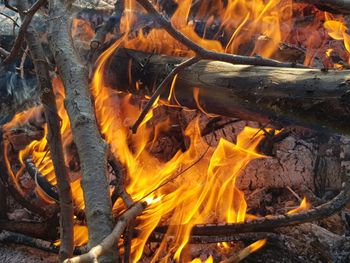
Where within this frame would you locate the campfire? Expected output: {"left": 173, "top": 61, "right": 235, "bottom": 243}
{"left": 0, "top": 0, "right": 350, "bottom": 262}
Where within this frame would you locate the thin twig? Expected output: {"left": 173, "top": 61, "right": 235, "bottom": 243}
{"left": 130, "top": 56, "right": 201, "bottom": 133}
{"left": 90, "top": 0, "right": 125, "bottom": 49}
{"left": 0, "top": 11, "right": 20, "bottom": 27}
{"left": 19, "top": 45, "right": 29, "bottom": 79}
{"left": 135, "top": 0, "right": 307, "bottom": 68}
{"left": 220, "top": 239, "right": 267, "bottom": 263}
{"left": 64, "top": 202, "right": 147, "bottom": 263}
{"left": 135, "top": 133, "right": 212, "bottom": 203}
{"left": 286, "top": 186, "right": 302, "bottom": 202}
{"left": 4, "top": 0, "right": 18, "bottom": 13}
{"left": 0, "top": 47, "right": 10, "bottom": 58}
{"left": 109, "top": 156, "right": 134, "bottom": 207}
{"left": 3, "top": 0, "right": 47, "bottom": 65}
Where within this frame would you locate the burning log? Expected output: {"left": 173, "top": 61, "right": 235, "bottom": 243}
{"left": 105, "top": 48, "right": 350, "bottom": 133}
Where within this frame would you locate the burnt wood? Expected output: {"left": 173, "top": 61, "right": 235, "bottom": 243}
{"left": 105, "top": 48, "right": 350, "bottom": 133}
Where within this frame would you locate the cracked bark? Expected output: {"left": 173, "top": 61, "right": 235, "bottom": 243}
{"left": 47, "top": 0, "right": 117, "bottom": 261}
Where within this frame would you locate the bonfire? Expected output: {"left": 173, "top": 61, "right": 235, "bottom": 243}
{"left": 0, "top": 0, "right": 349, "bottom": 262}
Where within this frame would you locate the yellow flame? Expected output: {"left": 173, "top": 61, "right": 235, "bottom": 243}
{"left": 287, "top": 197, "right": 311, "bottom": 214}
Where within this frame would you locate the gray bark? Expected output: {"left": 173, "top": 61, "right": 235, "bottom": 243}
{"left": 15, "top": 0, "right": 74, "bottom": 260}
{"left": 47, "top": 0, "right": 117, "bottom": 261}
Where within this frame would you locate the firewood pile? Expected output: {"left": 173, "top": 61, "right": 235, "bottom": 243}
{"left": 0, "top": 0, "right": 350, "bottom": 262}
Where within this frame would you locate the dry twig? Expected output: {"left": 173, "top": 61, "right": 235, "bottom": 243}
{"left": 3, "top": 0, "right": 47, "bottom": 65}
{"left": 64, "top": 202, "right": 147, "bottom": 263}
{"left": 130, "top": 56, "right": 200, "bottom": 133}
{"left": 90, "top": 0, "right": 125, "bottom": 49}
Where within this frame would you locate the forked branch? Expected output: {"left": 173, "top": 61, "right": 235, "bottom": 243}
{"left": 64, "top": 202, "right": 147, "bottom": 263}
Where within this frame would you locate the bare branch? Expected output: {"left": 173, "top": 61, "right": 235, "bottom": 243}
{"left": 135, "top": 0, "right": 307, "bottom": 68}
{"left": 3, "top": 0, "right": 47, "bottom": 65}
{"left": 90, "top": 0, "right": 125, "bottom": 49}
{"left": 48, "top": 0, "right": 117, "bottom": 261}
{"left": 64, "top": 202, "right": 147, "bottom": 263}
{"left": 16, "top": 0, "right": 74, "bottom": 260}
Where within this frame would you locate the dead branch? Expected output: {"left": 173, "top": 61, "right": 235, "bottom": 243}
{"left": 47, "top": 0, "right": 117, "bottom": 261}
{"left": 0, "top": 47, "right": 10, "bottom": 58}
{"left": 297, "top": 0, "right": 350, "bottom": 14}
{"left": 131, "top": 56, "right": 201, "bottom": 133}
{"left": 91, "top": 0, "right": 125, "bottom": 49}
{"left": 108, "top": 156, "right": 133, "bottom": 208}
{"left": 17, "top": 0, "right": 74, "bottom": 260}
{"left": 64, "top": 202, "right": 147, "bottom": 263}
{"left": 3, "top": 0, "right": 47, "bottom": 65}
{"left": 108, "top": 156, "right": 135, "bottom": 263}
{"left": 155, "top": 182, "right": 350, "bottom": 236}
{"left": 4, "top": 0, "right": 18, "bottom": 13}
{"left": 135, "top": 0, "right": 306, "bottom": 68}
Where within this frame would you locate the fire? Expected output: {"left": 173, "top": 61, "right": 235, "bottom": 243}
{"left": 2, "top": 0, "right": 349, "bottom": 261}
{"left": 90, "top": 32, "right": 267, "bottom": 260}
{"left": 287, "top": 197, "right": 311, "bottom": 214}
{"left": 190, "top": 255, "right": 213, "bottom": 263}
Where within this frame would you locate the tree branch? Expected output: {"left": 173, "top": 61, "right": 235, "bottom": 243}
{"left": 47, "top": 0, "right": 117, "bottom": 261}
{"left": 90, "top": 0, "right": 125, "bottom": 49}
{"left": 16, "top": 0, "right": 74, "bottom": 260}
{"left": 64, "top": 202, "right": 147, "bottom": 263}
{"left": 3, "top": 0, "right": 47, "bottom": 65}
